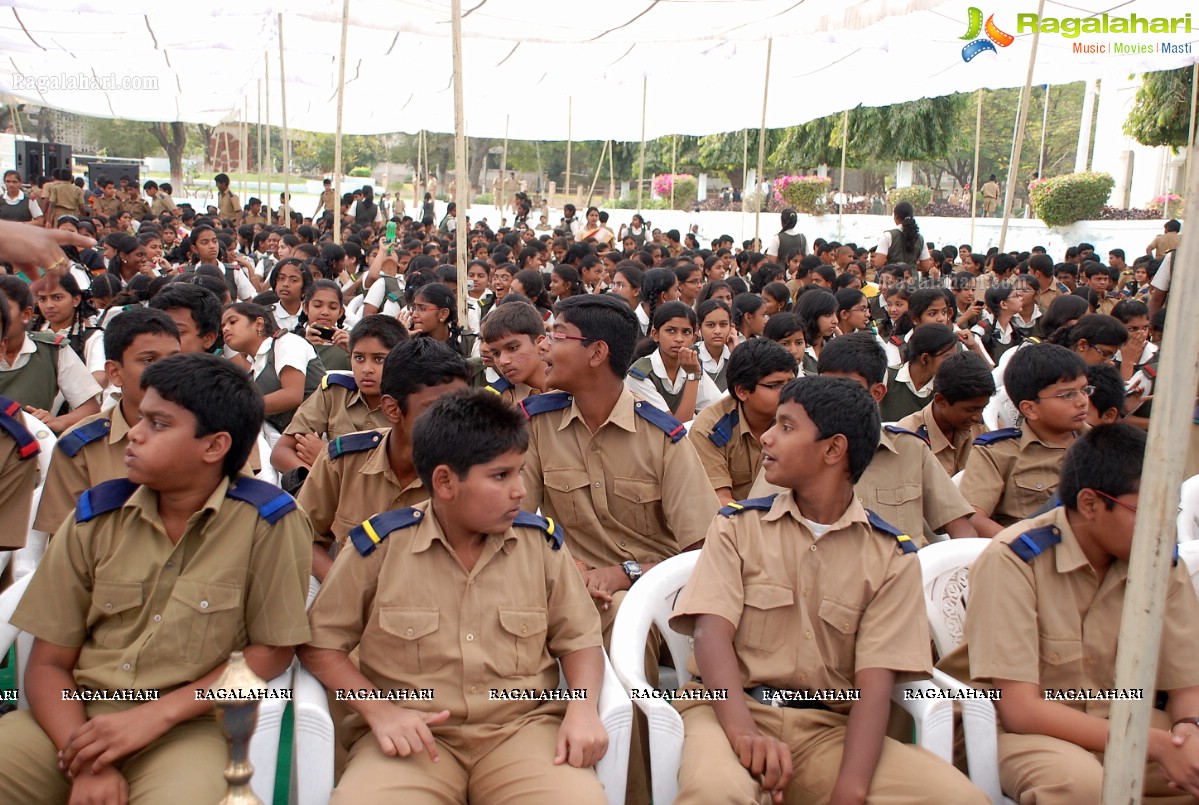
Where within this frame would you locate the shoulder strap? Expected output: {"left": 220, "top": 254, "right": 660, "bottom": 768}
{"left": 719, "top": 495, "right": 778, "bottom": 518}
{"left": 350, "top": 506, "right": 424, "bottom": 556}
{"left": 225, "top": 478, "right": 298, "bottom": 525}
{"left": 1008, "top": 524, "right": 1062, "bottom": 562}
{"left": 633, "top": 399, "right": 687, "bottom": 443}
{"left": 57, "top": 417, "right": 113, "bottom": 458}
{"left": 627, "top": 356, "right": 653, "bottom": 381}
{"left": 915, "top": 424, "right": 929, "bottom": 443}
{"left": 865, "top": 509, "right": 918, "bottom": 554}
{"left": 28, "top": 331, "right": 65, "bottom": 348}
{"left": 76, "top": 478, "right": 139, "bottom": 523}
{"left": 321, "top": 372, "right": 358, "bottom": 392}
{"left": 0, "top": 396, "right": 39, "bottom": 460}
{"left": 884, "top": 424, "right": 930, "bottom": 447}
{"left": 512, "top": 511, "right": 564, "bottom": 550}
{"left": 328, "top": 430, "right": 384, "bottom": 460}
{"left": 708, "top": 407, "right": 740, "bottom": 448}
{"left": 518, "top": 391, "right": 572, "bottom": 419}
{"left": 485, "top": 375, "right": 514, "bottom": 395}
{"left": 973, "top": 427, "right": 1022, "bottom": 446}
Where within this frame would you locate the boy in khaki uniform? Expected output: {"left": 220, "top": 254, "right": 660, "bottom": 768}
{"left": 0, "top": 393, "right": 41, "bottom": 549}
{"left": 962, "top": 344, "right": 1089, "bottom": 537}
{"left": 34, "top": 308, "right": 181, "bottom": 534}
{"left": 297, "top": 338, "right": 469, "bottom": 580}
{"left": 92, "top": 181, "right": 122, "bottom": 219}
{"left": 897, "top": 351, "right": 994, "bottom": 477}
{"left": 0, "top": 353, "right": 312, "bottom": 804}
{"left": 214, "top": 173, "right": 239, "bottom": 221}
{"left": 120, "top": 186, "right": 151, "bottom": 220}
{"left": 300, "top": 390, "right": 609, "bottom": 805}
{"left": 938, "top": 424, "right": 1199, "bottom": 803}
{"left": 479, "top": 300, "right": 550, "bottom": 405}
{"left": 689, "top": 339, "right": 796, "bottom": 506}
{"left": 671, "top": 376, "right": 987, "bottom": 804}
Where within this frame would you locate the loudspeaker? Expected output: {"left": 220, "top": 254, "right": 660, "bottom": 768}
{"left": 87, "top": 163, "right": 140, "bottom": 192}
{"left": 13, "top": 141, "right": 72, "bottom": 180}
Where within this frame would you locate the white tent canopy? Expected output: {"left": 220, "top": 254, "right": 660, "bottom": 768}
{"left": 1, "top": 0, "right": 1195, "bottom": 139}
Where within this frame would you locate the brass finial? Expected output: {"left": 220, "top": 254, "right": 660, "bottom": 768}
{"left": 213, "top": 650, "right": 267, "bottom": 804}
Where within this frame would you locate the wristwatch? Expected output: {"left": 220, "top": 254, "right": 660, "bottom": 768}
{"left": 621, "top": 560, "right": 643, "bottom": 585}
{"left": 684, "top": 372, "right": 699, "bottom": 382}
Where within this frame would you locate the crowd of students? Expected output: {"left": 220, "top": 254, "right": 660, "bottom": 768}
{"left": 0, "top": 180, "right": 1193, "bottom": 804}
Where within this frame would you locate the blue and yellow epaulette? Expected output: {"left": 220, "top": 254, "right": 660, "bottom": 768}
{"left": 485, "top": 375, "right": 514, "bottom": 395}
{"left": 709, "top": 408, "right": 739, "bottom": 447}
{"left": 321, "top": 372, "right": 358, "bottom": 392}
{"left": 57, "top": 417, "right": 112, "bottom": 458}
{"left": 519, "top": 391, "right": 572, "bottom": 419}
{"left": 76, "top": 478, "right": 138, "bottom": 523}
{"left": 634, "top": 400, "right": 686, "bottom": 443}
{"left": 328, "top": 430, "right": 383, "bottom": 460}
{"left": 226, "top": 478, "right": 298, "bottom": 525}
{"left": 350, "top": 507, "right": 424, "bottom": 556}
{"left": 915, "top": 424, "right": 930, "bottom": 443}
{"left": 513, "top": 511, "right": 564, "bottom": 550}
{"left": 1025, "top": 336, "right": 1042, "bottom": 344}
{"left": 884, "top": 424, "right": 929, "bottom": 446}
{"left": 866, "top": 509, "right": 918, "bottom": 554}
{"left": 0, "top": 396, "right": 39, "bottom": 461}
{"left": 627, "top": 364, "right": 649, "bottom": 380}
{"left": 719, "top": 495, "right": 778, "bottom": 518}
{"left": 973, "top": 427, "right": 1021, "bottom": 446}
{"left": 1009, "top": 524, "right": 1061, "bottom": 562}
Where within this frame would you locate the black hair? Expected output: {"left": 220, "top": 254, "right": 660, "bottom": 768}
{"left": 1086, "top": 363, "right": 1126, "bottom": 420}
{"left": 1041, "top": 294, "right": 1089, "bottom": 341}
{"left": 269, "top": 257, "right": 313, "bottom": 298}
{"left": 696, "top": 280, "right": 733, "bottom": 308}
{"left": 795, "top": 288, "right": 838, "bottom": 346}
{"left": 512, "top": 268, "right": 552, "bottom": 315}
{"left": 761, "top": 282, "right": 791, "bottom": 313}
{"left": 893, "top": 201, "right": 920, "bottom": 256}
{"left": 30, "top": 272, "right": 97, "bottom": 349}
{"left": 1164, "top": 219, "right": 1181, "bottom": 233}
{"left": 412, "top": 388, "right": 530, "bottom": 491}
{"left": 933, "top": 351, "right": 995, "bottom": 403}
{"left": 641, "top": 267, "right": 679, "bottom": 322}
{"left": 1054, "top": 263, "right": 1080, "bottom": 280}
{"left": 1004, "top": 343, "right": 1088, "bottom": 407}
{"left": 380, "top": 337, "right": 469, "bottom": 412}
{"left": 102, "top": 307, "right": 180, "bottom": 362}
{"left": 413, "top": 282, "right": 465, "bottom": 355}
{"left": 983, "top": 284, "right": 1016, "bottom": 319}
{"left": 906, "top": 323, "right": 957, "bottom": 365}
{"left": 1028, "top": 253, "right": 1055, "bottom": 277}
{"left": 0, "top": 288, "right": 8, "bottom": 339}
{"left": 296, "top": 279, "right": 344, "bottom": 332}
{"left": 349, "top": 314, "right": 408, "bottom": 352}
{"left": 817, "top": 330, "right": 888, "bottom": 386}
{"left": 750, "top": 263, "right": 785, "bottom": 294}
{"left": 1110, "top": 299, "right": 1149, "bottom": 323}
{"left": 904, "top": 287, "right": 946, "bottom": 332}
{"left": 1047, "top": 314, "right": 1128, "bottom": 350}
{"left": 696, "top": 298, "right": 732, "bottom": 329}
{"left": 1058, "top": 423, "right": 1145, "bottom": 510}
{"left": 481, "top": 299, "right": 546, "bottom": 343}
{"left": 551, "top": 265, "right": 586, "bottom": 299}
{"left": 727, "top": 339, "right": 797, "bottom": 395}
{"left": 834, "top": 288, "right": 866, "bottom": 318}
{"left": 778, "top": 376, "right": 880, "bottom": 483}
{"left": 730, "top": 292, "right": 765, "bottom": 334}
{"left": 140, "top": 353, "right": 262, "bottom": 478}
{"left": 763, "top": 311, "right": 803, "bottom": 343}
{"left": 554, "top": 293, "right": 639, "bottom": 377}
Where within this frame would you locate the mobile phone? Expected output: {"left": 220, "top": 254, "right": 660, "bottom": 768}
{"left": 313, "top": 325, "right": 335, "bottom": 340}
{"left": 974, "top": 300, "right": 985, "bottom": 307}
{"left": 386, "top": 221, "right": 397, "bottom": 254}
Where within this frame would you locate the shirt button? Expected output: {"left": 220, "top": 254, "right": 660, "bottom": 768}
{"left": 1035, "top": 483, "right": 1044, "bottom": 490}
{"left": 470, "top": 686, "right": 478, "bottom": 694}
{"left": 165, "top": 561, "right": 174, "bottom": 568}
{"left": 468, "top": 578, "right": 475, "bottom": 585}
{"left": 1051, "top": 653, "right": 1059, "bottom": 662}
{"left": 594, "top": 481, "right": 602, "bottom": 488}
{"left": 104, "top": 603, "right": 113, "bottom": 611}
{"left": 804, "top": 631, "right": 812, "bottom": 639}
{"left": 619, "top": 541, "right": 627, "bottom": 548}
{"left": 521, "top": 625, "right": 528, "bottom": 634}
{"left": 122, "top": 663, "right": 131, "bottom": 671}
{"left": 810, "top": 544, "right": 817, "bottom": 552}
{"left": 466, "top": 633, "right": 474, "bottom": 642}
{"left": 153, "top": 615, "right": 161, "bottom": 623}
{"left": 407, "top": 628, "right": 414, "bottom": 636}
{"left": 591, "top": 445, "right": 599, "bottom": 453}
{"left": 200, "top": 600, "right": 209, "bottom": 609}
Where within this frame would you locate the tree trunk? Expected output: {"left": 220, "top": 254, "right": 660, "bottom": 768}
{"left": 149, "top": 122, "right": 188, "bottom": 189}
{"left": 197, "top": 124, "right": 214, "bottom": 168}
{"left": 726, "top": 167, "right": 745, "bottom": 192}
{"left": 468, "top": 137, "right": 492, "bottom": 196}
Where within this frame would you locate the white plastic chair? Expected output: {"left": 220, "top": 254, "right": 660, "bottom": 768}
{"left": 981, "top": 395, "right": 1002, "bottom": 432}
{"left": 610, "top": 551, "right": 955, "bottom": 805}
{"left": 1178, "top": 475, "right": 1199, "bottom": 543}
{"left": 20, "top": 411, "right": 56, "bottom": 485}
{"left": 11, "top": 412, "right": 59, "bottom": 581}
{"left": 255, "top": 431, "right": 280, "bottom": 486}
{"left": 951, "top": 470, "right": 965, "bottom": 488}
{"left": 917, "top": 538, "right": 1015, "bottom": 805}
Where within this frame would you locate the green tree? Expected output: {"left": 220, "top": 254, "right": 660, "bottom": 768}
{"left": 84, "top": 117, "right": 163, "bottom": 159}
{"left": 1124, "top": 67, "right": 1193, "bottom": 149}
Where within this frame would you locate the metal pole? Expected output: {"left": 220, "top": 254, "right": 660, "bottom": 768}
{"left": 838, "top": 108, "right": 849, "bottom": 240}
{"left": 256, "top": 80, "right": 263, "bottom": 202}
{"left": 1186, "top": 63, "right": 1198, "bottom": 201}
{"left": 277, "top": 14, "right": 291, "bottom": 231}
{"left": 499, "top": 114, "right": 509, "bottom": 219}
{"left": 637, "top": 78, "right": 647, "bottom": 213}
{"left": 265, "top": 59, "right": 271, "bottom": 222}
{"left": 332, "top": 0, "right": 350, "bottom": 244}
{"left": 998, "top": 0, "right": 1044, "bottom": 252}
{"left": 1075, "top": 79, "right": 1097, "bottom": 173}
{"left": 585, "top": 139, "right": 608, "bottom": 209}
{"left": 450, "top": 0, "right": 469, "bottom": 326}
{"left": 414, "top": 130, "right": 422, "bottom": 211}
{"left": 971, "top": 89, "right": 982, "bottom": 245}
{"left": 741, "top": 128, "right": 748, "bottom": 242}
{"left": 1102, "top": 149, "right": 1199, "bottom": 804}
{"left": 565, "top": 96, "right": 573, "bottom": 205}
{"left": 754, "top": 38, "right": 774, "bottom": 250}
{"left": 1036, "top": 85, "right": 1050, "bottom": 179}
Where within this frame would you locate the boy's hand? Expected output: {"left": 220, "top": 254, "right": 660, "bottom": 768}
{"left": 729, "top": 730, "right": 793, "bottom": 803}
{"left": 293, "top": 433, "right": 325, "bottom": 466}
{"left": 365, "top": 705, "right": 450, "bottom": 761}
{"left": 68, "top": 765, "right": 127, "bottom": 805}
{"left": 61, "top": 707, "right": 171, "bottom": 776}
{"left": 554, "top": 705, "right": 608, "bottom": 768}
{"left": 828, "top": 782, "right": 868, "bottom": 805}
{"left": 1159, "top": 727, "right": 1199, "bottom": 799}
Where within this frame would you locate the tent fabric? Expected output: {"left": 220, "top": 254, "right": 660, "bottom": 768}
{"left": 1, "top": 0, "right": 1195, "bottom": 139}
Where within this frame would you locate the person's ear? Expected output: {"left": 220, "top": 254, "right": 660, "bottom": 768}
{"left": 733, "top": 384, "right": 751, "bottom": 404}
{"left": 430, "top": 464, "right": 457, "bottom": 501}
{"left": 1017, "top": 398, "right": 1039, "bottom": 421}
{"left": 380, "top": 394, "right": 404, "bottom": 425}
{"left": 588, "top": 339, "right": 610, "bottom": 370}
{"left": 824, "top": 432, "right": 849, "bottom": 468}
{"left": 199, "top": 431, "right": 232, "bottom": 468}
{"left": 1100, "top": 407, "right": 1120, "bottom": 425}
{"left": 104, "top": 359, "right": 124, "bottom": 389}
{"left": 1074, "top": 339, "right": 1089, "bottom": 355}
{"left": 869, "top": 382, "right": 887, "bottom": 404}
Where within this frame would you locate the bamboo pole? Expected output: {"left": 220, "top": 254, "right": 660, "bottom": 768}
{"left": 256, "top": 81, "right": 263, "bottom": 202}
{"left": 565, "top": 97, "right": 573, "bottom": 206}
{"left": 265, "top": 60, "right": 271, "bottom": 222}
{"left": 450, "top": 0, "right": 469, "bottom": 325}
{"left": 240, "top": 101, "right": 248, "bottom": 201}
{"left": 838, "top": 108, "right": 849, "bottom": 240}
{"left": 741, "top": 128, "right": 748, "bottom": 242}
{"left": 754, "top": 38, "right": 774, "bottom": 250}
{"left": 998, "top": 0, "right": 1044, "bottom": 252}
{"left": 586, "top": 139, "right": 608, "bottom": 209}
{"left": 1075, "top": 79, "right": 1097, "bottom": 173}
{"left": 1186, "top": 63, "right": 1198, "bottom": 200}
{"left": 1101, "top": 149, "right": 1199, "bottom": 803}
{"left": 608, "top": 139, "right": 616, "bottom": 202}
{"left": 670, "top": 134, "right": 678, "bottom": 210}
{"left": 499, "top": 114, "right": 509, "bottom": 218}
{"left": 413, "top": 130, "right": 421, "bottom": 211}
{"left": 278, "top": 14, "right": 291, "bottom": 231}
{"left": 637, "top": 78, "right": 647, "bottom": 213}
{"left": 1036, "top": 85, "right": 1050, "bottom": 179}
{"left": 333, "top": 0, "right": 350, "bottom": 244}
{"left": 971, "top": 89, "right": 982, "bottom": 244}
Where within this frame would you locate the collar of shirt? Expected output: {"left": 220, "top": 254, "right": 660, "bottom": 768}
{"left": 0, "top": 333, "right": 39, "bottom": 371}
{"left": 108, "top": 401, "right": 134, "bottom": 444}
{"left": 699, "top": 345, "right": 730, "bottom": 372}
{"left": 3, "top": 191, "right": 28, "bottom": 204}
{"left": 1019, "top": 422, "right": 1078, "bottom": 452}
{"left": 894, "top": 362, "right": 934, "bottom": 398}
{"left": 762, "top": 489, "right": 870, "bottom": 534}
{"left": 249, "top": 336, "right": 275, "bottom": 377}
{"left": 648, "top": 349, "right": 687, "bottom": 394}
{"left": 913, "top": 402, "right": 953, "bottom": 454}
{"left": 129, "top": 476, "right": 230, "bottom": 537}
{"left": 559, "top": 386, "right": 639, "bottom": 434}
{"left": 362, "top": 428, "right": 424, "bottom": 489}
{"left": 877, "top": 428, "right": 902, "bottom": 455}
{"left": 406, "top": 500, "right": 516, "bottom": 556}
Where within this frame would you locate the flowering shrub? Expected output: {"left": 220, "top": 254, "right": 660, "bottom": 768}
{"left": 886, "top": 186, "right": 933, "bottom": 210}
{"left": 774, "top": 175, "right": 830, "bottom": 214}
{"left": 1147, "top": 193, "right": 1185, "bottom": 214}
{"left": 1029, "top": 172, "right": 1114, "bottom": 227}
{"left": 653, "top": 174, "right": 698, "bottom": 210}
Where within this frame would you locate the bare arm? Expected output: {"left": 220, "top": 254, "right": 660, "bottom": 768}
{"left": 263, "top": 365, "right": 306, "bottom": 416}
{"left": 828, "top": 667, "right": 894, "bottom": 805}
{"left": 969, "top": 508, "right": 1006, "bottom": 539}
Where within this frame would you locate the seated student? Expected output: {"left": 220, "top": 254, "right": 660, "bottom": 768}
{"left": 879, "top": 324, "right": 958, "bottom": 423}
{"left": 762, "top": 312, "right": 807, "bottom": 370}
{"left": 671, "top": 375, "right": 988, "bottom": 805}
{"left": 297, "top": 338, "right": 469, "bottom": 581}
{"left": 972, "top": 285, "right": 1029, "bottom": 365}
{"left": 1082, "top": 261, "right": 1119, "bottom": 315}
{"left": 939, "top": 424, "right": 1199, "bottom": 804}
{"left": 1084, "top": 363, "right": 1126, "bottom": 427}
{"left": 147, "top": 282, "right": 222, "bottom": 354}
{"left": 272, "top": 315, "right": 407, "bottom": 476}
{"left": 695, "top": 299, "right": 733, "bottom": 392}
{"left": 34, "top": 309, "right": 182, "bottom": 534}
{"left": 898, "top": 351, "right": 994, "bottom": 477}
{"left": 626, "top": 301, "right": 722, "bottom": 420}
{"left": 299, "top": 390, "right": 608, "bottom": 805}
{"left": 750, "top": 333, "right": 976, "bottom": 544}
{"left": 296, "top": 279, "right": 352, "bottom": 372}
{"left": 689, "top": 340, "right": 797, "bottom": 506}
{"left": 0, "top": 291, "right": 40, "bottom": 551}
{"left": 479, "top": 299, "right": 550, "bottom": 404}
{"left": 0, "top": 353, "right": 312, "bottom": 804}
{"left": 961, "top": 343, "right": 1090, "bottom": 538}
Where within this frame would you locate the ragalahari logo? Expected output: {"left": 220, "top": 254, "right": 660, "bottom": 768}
{"left": 961, "top": 7, "right": 1014, "bottom": 62}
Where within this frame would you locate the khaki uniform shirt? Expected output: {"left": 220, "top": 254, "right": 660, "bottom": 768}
{"left": 306, "top": 500, "right": 602, "bottom": 745}
{"left": 520, "top": 388, "right": 720, "bottom": 570}
{"left": 242, "top": 212, "right": 268, "bottom": 226}
{"left": 282, "top": 381, "right": 388, "bottom": 441}
{"left": 93, "top": 196, "right": 122, "bottom": 219}
{"left": 149, "top": 195, "right": 173, "bottom": 216}
{"left": 898, "top": 402, "right": 987, "bottom": 478}
{"left": 1148, "top": 232, "right": 1180, "bottom": 260}
{"left": 938, "top": 507, "right": 1199, "bottom": 717}
{"left": 982, "top": 181, "right": 1000, "bottom": 202}
{"left": 670, "top": 494, "right": 930, "bottom": 714}
{"left": 34, "top": 404, "right": 133, "bottom": 534}
{"left": 12, "top": 479, "right": 312, "bottom": 701}
{"left": 217, "top": 190, "right": 240, "bottom": 220}
{"left": 0, "top": 433, "right": 39, "bottom": 549}
{"left": 1035, "top": 285, "right": 1060, "bottom": 312}
{"left": 297, "top": 428, "right": 427, "bottom": 549}
{"left": 51, "top": 183, "right": 85, "bottom": 216}
{"left": 121, "top": 198, "right": 151, "bottom": 219}
{"left": 960, "top": 426, "right": 1072, "bottom": 527}
{"left": 688, "top": 396, "right": 762, "bottom": 502}
{"left": 317, "top": 189, "right": 336, "bottom": 213}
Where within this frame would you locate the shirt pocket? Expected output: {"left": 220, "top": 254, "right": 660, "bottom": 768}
{"left": 611, "top": 476, "right": 663, "bottom": 535}
{"left": 1038, "top": 635, "right": 1083, "bottom": 683}
{"left": 871, "top": 484, "right": 921, "bottom": 534}
{"left": 487, "top": 608, "right": 549, "bottom": 678}
{"left": 542, "top": 468, "right": 592, "bottom": 527}
{"left": 1013, "top": 471, "right": 1057, "bottom": 515}
{"left": 166, "top": 579, "right": 244, "bottom": 664}
{"left": 817, "top": 597, "right": 866, "bottom": 675}
{"left": 735, "top": 584, "right": 794, "bottom": 653}
{"left": 372, "top": 608, "right": 447, "bottom": 676}
{"left": 89, "top": 580, "right": 143, "bottom": 650}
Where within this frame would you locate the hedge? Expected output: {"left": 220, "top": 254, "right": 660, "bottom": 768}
{"left": 886, "top": 186, "right": 933, "bottom": 211}
{"left": 349, "top": 167, "right": 372, "bottom": 178}
{"left": 774, "top": 176, "right": 830, "bottom": 215}
{"left": 1029, "top": 172, "right": 1114, "bottom": 227}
